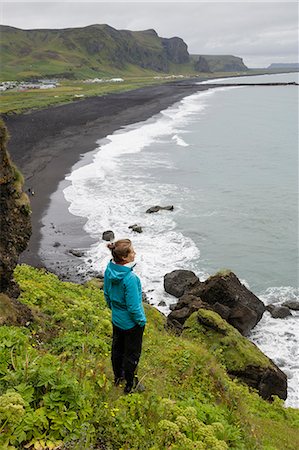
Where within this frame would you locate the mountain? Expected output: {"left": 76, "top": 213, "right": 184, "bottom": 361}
{"left": 0, "top": 24, "right": 190, "bottom": 80}
{"left": 268, "top": 63, "right": 299, "bottom": 69}
{"left": 0, "top": 24, "right": 248, "bottom": 80}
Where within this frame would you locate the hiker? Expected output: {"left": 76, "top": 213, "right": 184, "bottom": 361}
{"left": 104, "top": 239, "right": 146, "bottom": 393}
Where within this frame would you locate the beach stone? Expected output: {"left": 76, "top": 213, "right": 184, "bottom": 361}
{"left": 164, "top": 270, "right": 202, "bottom": 298}
{"left": 146, "top": 205, "right": 174, "bottom": 213}
{"left": 53, "top": 241, "right": 61, "bottom": 247}
{"left": 142, "top": 292, "right": 149, "bottom": 304}
{"left": 69, "top": 249, "right": 85, "bottom": 258}
{"left": 165, "top": 270, "right": 266, "bottom": 336}
{"left": 102, "top": 230, "right": 115, "bottom": 241}
{"left": 158, "top": 300, "right": 167, "bottom": 307}
{"left": 282, "top": 300, "right": 299, "bottom": 311}
{"left": 129, "top": 224, "right": 143, "bottom": 233}
{"left": 266, "top": 305, "right": 292, "bottom": 319}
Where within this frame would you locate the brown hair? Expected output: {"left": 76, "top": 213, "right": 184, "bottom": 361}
{"left": 107, "top": 239, "right": 132, "bottom": 264}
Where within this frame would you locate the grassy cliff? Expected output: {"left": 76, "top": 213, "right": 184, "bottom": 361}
{"left": 0, "top": 265, "right": 298, "bottom": 449}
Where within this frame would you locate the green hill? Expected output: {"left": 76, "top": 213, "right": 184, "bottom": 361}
{"left": 0, "top": 265, "right": 298, "bottom": 449}
{"left": 0, "top": 24, "right": 192, "bottom": 80}
{"left": 0, "top": 24, "right": 248, "bottom": 81}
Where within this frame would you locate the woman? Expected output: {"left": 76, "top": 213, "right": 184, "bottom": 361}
{"left": 104, "top": 239, "right": 146, "bottom": 394}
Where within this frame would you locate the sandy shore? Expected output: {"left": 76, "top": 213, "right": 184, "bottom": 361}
{"left": 4, "top": 80, "right": 212, "bottom": 280}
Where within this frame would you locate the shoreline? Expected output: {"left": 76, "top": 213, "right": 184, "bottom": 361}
{"left": 4, "top": 78, "right": 297, "bottom": 280}
{"left": 5, "top": 81, "right": 211, "bottom": 278}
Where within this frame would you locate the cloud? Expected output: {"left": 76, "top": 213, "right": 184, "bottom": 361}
{"left": 1, "top": 1, "right": 298, "bottom": 67}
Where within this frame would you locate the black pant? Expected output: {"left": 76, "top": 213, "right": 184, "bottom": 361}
{"left": 112, "top": 323, "right": 144, "bottom": 388}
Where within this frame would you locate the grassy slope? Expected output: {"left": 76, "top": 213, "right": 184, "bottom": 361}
{"left": 0, "top": 25, "right": 180, "bottom": 81}
{"left": 0, "top": 265, "right": 298, "bottom": 450}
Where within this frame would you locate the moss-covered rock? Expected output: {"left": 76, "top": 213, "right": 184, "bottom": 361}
{"left": 0, "top": 118, "right": 31, "bottom": 298}
{"left": 183, "top": 309, "right": 287, "bottom": 400}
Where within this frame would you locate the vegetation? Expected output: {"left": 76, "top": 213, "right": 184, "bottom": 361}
{"left": 0, "top": 77, "right": 185, "bottom": 115}
{"left": 183, "top": 309, "right": 271, "bottom": 371}
{"left": 0, "top": 265, "right": 298, "bottom": 449}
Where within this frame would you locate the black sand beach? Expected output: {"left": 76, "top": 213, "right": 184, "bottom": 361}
{"left": 6, "top": 79, "right": 294, "bottom": 280}
{"left": 4, "top": 81, "right": 210, "bottom": 278}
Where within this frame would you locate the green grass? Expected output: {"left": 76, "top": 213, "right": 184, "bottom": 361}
{"left": 0, "top": 76, "right": 185, "bottom": 115}
{"left": 0, "top": 265, "right": 298, "bottom": 449}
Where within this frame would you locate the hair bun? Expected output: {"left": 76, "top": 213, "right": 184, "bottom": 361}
{"left": 107, "top": 242, "right": 116, "bottom": 250}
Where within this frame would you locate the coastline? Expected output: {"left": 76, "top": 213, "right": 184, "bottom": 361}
{"left": 4, "top": 81, "right": 210, "bottom": 278}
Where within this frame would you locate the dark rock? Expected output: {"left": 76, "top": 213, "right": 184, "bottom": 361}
{"left": 167, "top": 294, "right": 211, "bottom": 328}
{"left": 53, "top": 241, "right": 61, "bottom": 247}
{"left": 164, "top": 270, "right": 265, "bottom": 336}
{"left": 146, "top": 205, "right": 174, "bottom": 214}
{"left": 142, "top": 291, "right": 149, "bottom": 304}
{"left": 267, "top": 305, "right": 292, "bottom": 319}
{"left": 212, "top": 302, "right": 231, "bottom": 320}
{"left": 0, "top": 120, "right": 32, "bottom": 299}
{"left": 69, "top": 249, "right": 85, "bottom": 258}
{"left": 129, "top": 224, "right": 143, "bottom": 233}
{"left": 169, "top": 303, "right": 177, "bottom": 311}
{"left": 164, "top": 270, "right": 202, "bottom": 298}
{"left": 282, "top": 300, "right": 299, "bottom": 311}
{"left": 158, "top": 300, "right": 167, "bottom": 307}
{"left": 86, "top": 270, "right": 103, "bottom": 279}
{"left": 102, "top": 230, "right": 115, "bottom": 241}
{"left": 230, "top": 364, "right": 287, "bottom": 401}
{"left": 199, "top": 271, "right": 266, "bottom": 335}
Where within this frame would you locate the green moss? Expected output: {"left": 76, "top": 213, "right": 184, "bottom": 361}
{"left": 183, "top": 309, "right": 271, "bottom": 371}
{"left": 0, "top": 264, "right": 297, "bottom": 449}
{"left": 15, "top": 192, "right": 31, "bottom": 215}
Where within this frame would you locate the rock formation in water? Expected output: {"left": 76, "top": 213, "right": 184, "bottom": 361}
{"left": 182, "top": 309, "right": 287, "bottom": 400}
{"left": 165, "top": 269, "right": 266, "bottom": 336}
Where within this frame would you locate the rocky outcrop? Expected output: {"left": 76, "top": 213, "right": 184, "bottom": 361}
{"left": 192, "top": 54, "right": 248, "bottom": 72}
{"left": 0, "top": 119, "right": 32, "bottom": 298}
{"left": 129, "top": 224, "right": 143, "bottom": 233}
{"left": 102, "top": 230, "right": 115, "bottom": 241}
{"left": 266, "top": 305, "right": 292, "bottom": 319}
{"left": 183, "top": 309, "right": 287, "bottom": 401}
{"left": 165, "top": 270, "right": 265, "bottom": 336}
{"left": 146, "top": 205, "right": 174, "bottom": 214}
{"left": 282, "top": 300, "right": 299, "bottom": 311}
{"left": 194, "top": 56, "right": 211, "bottom": 73}
{"left": 164, "top": 270, "right": 202, "bottom": 298}
{"left": 161, "top": 37, "right": 190, "bottom": 64}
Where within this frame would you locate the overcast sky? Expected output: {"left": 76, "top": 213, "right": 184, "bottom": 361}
{"left": 1, "top": 1, "right": 298, "bottom": 67}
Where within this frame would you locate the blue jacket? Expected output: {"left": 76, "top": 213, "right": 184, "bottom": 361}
{"left": 104, "top": 260, "right": 146, "bottom": 330}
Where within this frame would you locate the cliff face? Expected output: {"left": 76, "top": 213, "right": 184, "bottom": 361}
{"left": 192, "top": 54, "right": 248, "bottom": 72}
{"left": 0, "top": 24, "right": 190, "bottom": 79}
{"left": 0, "top": 119, "right": 31, "bottom": 298}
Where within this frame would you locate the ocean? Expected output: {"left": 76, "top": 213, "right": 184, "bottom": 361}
{"left": 61, "top": 72, "right": 298, "bottom": 407}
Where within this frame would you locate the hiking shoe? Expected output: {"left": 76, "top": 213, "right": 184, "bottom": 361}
{"left": 124, "top": 379, "right": 145, "bottom": 394}
{"left": 114, "top": 376, "right": 125, "bottom": 387}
